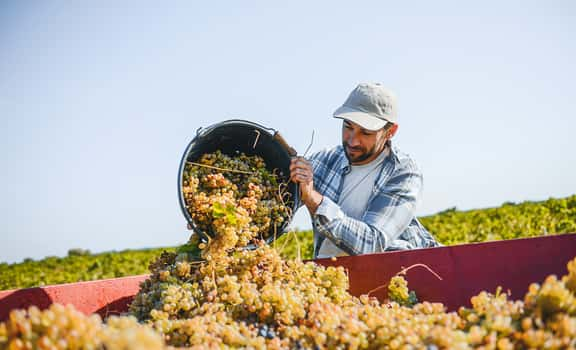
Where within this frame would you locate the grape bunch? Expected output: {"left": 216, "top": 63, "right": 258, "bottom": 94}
{"left": 387, "top": 275, "right": 419, "bottom": 307}
{"left": 457, "top": 264, "right": 576, "bottom": 349}
{"left": 181, "top": 151, "right": 291, "bottom": 254}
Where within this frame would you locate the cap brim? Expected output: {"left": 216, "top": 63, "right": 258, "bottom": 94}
{"left": 333, "top": 106, "right": 388, "bottom": 131}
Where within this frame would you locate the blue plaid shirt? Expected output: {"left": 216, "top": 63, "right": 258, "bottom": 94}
{"left": 306, "top": 143, "right": 439, "bottom": 258}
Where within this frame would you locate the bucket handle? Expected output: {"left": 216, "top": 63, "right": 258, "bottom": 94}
{"left": 273, "top": 131, "right": 297, "bottom": 157}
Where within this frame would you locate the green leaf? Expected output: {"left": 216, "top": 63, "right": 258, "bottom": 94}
{"left": 212, "top": 202, "right": 238, "bottom": 225}
{"left": 212, "top": 202, "right": 226, "bottom": 219}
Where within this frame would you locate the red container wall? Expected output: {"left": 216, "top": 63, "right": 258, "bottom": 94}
{"left": 0, "top": 275, "right": 148, "bottom": 321}
{"left": 315, "top": 233, "right": 576, "bottom": 310}
{"left": 1, "top": 234, "right": 575, "bottom": 321}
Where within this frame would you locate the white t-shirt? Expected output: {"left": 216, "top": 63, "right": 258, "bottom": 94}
{"left": 316, "top": 147, "right": 390, "bottom": 258}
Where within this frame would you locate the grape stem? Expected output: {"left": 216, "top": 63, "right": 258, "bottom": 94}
{"left": 276, "top": 182, "right": 300, "bottom": 259}
{"left": 366, "top": 263, "right": 443, "bottom": 296}
{"left": 303, "top": 130, "right": 315, "bottom": 158}
{"left": 397, "top": 263, "right": 443, "bottom": 281}
{"left": 187, "top": 161, "right": 261, "bottom": 175}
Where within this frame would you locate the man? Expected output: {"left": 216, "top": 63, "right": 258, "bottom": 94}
{"left": 290, "top": 83, "right": 439, "bottom": 259}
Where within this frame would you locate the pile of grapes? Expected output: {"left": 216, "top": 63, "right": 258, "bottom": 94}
{"left": 0, "top": 304, "right": 165, "bottom": 350}
{"left": 2, "top": 152, "right": 576, "bottom": 349}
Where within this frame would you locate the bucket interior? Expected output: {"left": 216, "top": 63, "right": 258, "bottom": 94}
{"left": 180, "top": 121, "right": 297, "bottom": 242}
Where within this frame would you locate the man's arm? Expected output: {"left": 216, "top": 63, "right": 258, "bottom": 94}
{"left": 313, "top": 169, "right": 423, "bottom": 255}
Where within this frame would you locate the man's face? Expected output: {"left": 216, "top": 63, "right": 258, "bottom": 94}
{"left": 341, "top": 120, "right": 387, "bottom": 165}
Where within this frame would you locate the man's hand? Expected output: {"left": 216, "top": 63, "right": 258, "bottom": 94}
{"left": 290, "top": 157, "right": 323, "bottom": 214}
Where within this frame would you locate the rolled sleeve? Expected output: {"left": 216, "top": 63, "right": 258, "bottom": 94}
{"left": 315, "top": 196, "right": 344, "bottom": 223}
{"left": 313, "top": 197, "right": 345, "bottom": 244}
{"left": 313, "top": 196, "right": 375, "bottom": 254}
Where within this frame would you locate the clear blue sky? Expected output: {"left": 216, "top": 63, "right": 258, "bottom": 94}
{"left": 1, "top": 1, "right": 575, "bottom": 263}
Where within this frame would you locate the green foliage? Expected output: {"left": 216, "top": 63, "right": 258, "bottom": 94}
{"left": 1, "top": 195, "right": 574, "bottom": 291}
{"left": 0, "top": 247, "right": 175, "bottom": 291}
{"left": 176, "top": 242, "right": 201, "bottom": 257}
{"left": 274, "top": 229, "right": 314, "bottom": 260}
{"left": 420, "top": 195, "right": 576, "bottom": 245}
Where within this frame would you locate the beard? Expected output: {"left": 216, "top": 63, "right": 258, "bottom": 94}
{"left": 342, "top": 141, "right": 379, "bottom": 164}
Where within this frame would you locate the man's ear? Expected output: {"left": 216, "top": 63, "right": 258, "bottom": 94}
{"left": 387, "top": 124, "right": 399, "bottom": 139}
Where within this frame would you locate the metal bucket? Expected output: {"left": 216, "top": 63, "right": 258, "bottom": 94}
{"left": 177, "top": 119, "right": 298, "bottom": 245}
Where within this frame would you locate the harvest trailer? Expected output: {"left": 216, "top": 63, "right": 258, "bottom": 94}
{"left": 1, "top": 233, "right": 575, "bottom": 321}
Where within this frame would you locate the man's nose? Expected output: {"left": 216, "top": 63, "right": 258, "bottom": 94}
{"left": 347, "top": 133, "right": 360, "bottom": 147}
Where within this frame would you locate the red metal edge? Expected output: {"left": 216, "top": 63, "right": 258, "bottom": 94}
{"left": 1, "top": 233, "right": 575, "bottom": 321}
{"left": 0, "top": 274, "right": 149, "bottom": 321}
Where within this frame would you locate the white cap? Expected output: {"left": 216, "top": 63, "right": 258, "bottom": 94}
{"left": 333, "top": 83, "right": 398, "bottom": 131}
